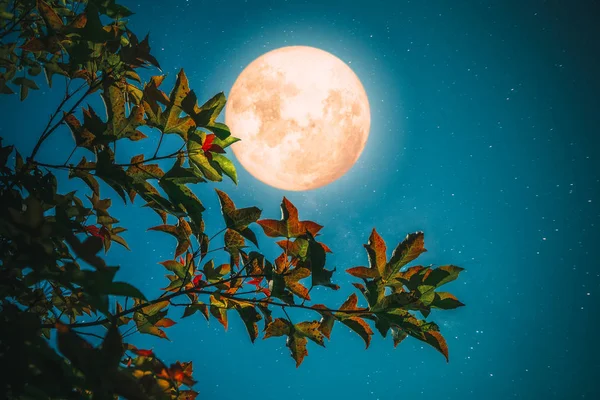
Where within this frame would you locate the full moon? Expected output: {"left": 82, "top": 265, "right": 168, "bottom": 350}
{"left": 225, "top": 46, "right": 371, "bottom": 191}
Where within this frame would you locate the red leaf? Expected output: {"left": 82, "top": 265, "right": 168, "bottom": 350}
{"left": 193, "top": 273, "right": 204, "bottom": 287}
{"left": 155, "top": 318, "right": 176, "bottom": 328}
{"left": 84, "top": 225, "right": 108, "bottom": 239}
{"left": 132, "top": 349, "right": 154, "bottom": 357}
{"left": 201, "top": 134, "right": 215, "bottom": 152}
{"left": 247, "top": 277, "right": 262, "bottom": 287}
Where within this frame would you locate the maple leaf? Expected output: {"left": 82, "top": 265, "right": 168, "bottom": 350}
{"left": 335, "top": 293, "right": 374, "bottom": 348}
{"left": 180, "top": 90, "right": 230, "bottom": 138}
{"left": 120, "top": 30, "right": 160, "bottom": 69}
{"left": 346, "top": 229, "right": 386, "bottom": 279}
{"left": 69, "top": 157, "right": 99, "bottom": 195}
{"left": 263, "top": 319, "right": 324, "bottom": 367}
{"left": 145, "top": 70, "right": 195, "bottom": 138}
{"left": 247, "top": 277, "right": 271, "bottom": 297}
{"left": 192, "top": 273, "right": 204, "bottom": 287}
{"left": 209, "top": 295, "right": 228, "bottom": 330}
{"left": 224, "top": 228, "right": 245, "bottom": 267}
{"left": 157, "top": 362, "right": 196, "bottom": 387}
{"left": 215, "top": 189, "right": 261, "bottom": 246}
{"left": 125, "top": 154, "right": 164, "bottom": 202}
{"left": 149, "top": 218, "right": 192, "bottom": 258}
{"left": 101, "top": 81, "right": 146, "bottom": 141}
{"left": 384, "top": 232, "right": 426, "bottom": 281}
{"left": 284, "top": 267, "right": 311, "bottom": 300}
{"left": 64, "top": 112, "right": 95, "bottom": 149}
{"left": 199, "top": 133, "right": 225, "bottom": 161}
{"left": 132, "top": 300, "right": 171, "bottom": 340}
{"left": 347, "top": 230, "right": 427, "bottom": 282}
{"left": 228, "top": 299, "right": 262, "bottom": 343}
{"left": 84, "top": 225, "right": 109, "bottom": 239}
{"left": 257, "top": 197, "right": 322, "bottom": 239}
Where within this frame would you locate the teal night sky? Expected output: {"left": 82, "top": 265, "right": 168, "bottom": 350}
{"left": 2, "top": 0, "right": 598, "bottom": 399}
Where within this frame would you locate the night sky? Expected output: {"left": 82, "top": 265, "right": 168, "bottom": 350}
{"left": 2, "top": 0, "right": 599, "bottom": 399}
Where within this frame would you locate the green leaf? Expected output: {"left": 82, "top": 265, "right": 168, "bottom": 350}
{"left": 423, "top": 265, "right": 464, "bottom": 288}
{"left": 102, "top": 82, "right": 146, "bottom": 141}
{"left": 295, "top": 321, "right": 325, "bottom": 347}
{"left": 209, "top": 295, "right": 228, "bottom": 330}
{"left": 232, "top": 300, "right": 262, "bottom": 343}
{"left": 431, "top": 292, "right": 465, "bottom": 309}
{"left": 182, "top": 303, "right": 209, "bottom": 320}
{"left": 213, "top": 135, "right": 240, "bottom": 148}
{"left": 108, "top": 282, "right": 146, "bottom": 300}
{"left": 224, "top": 228, "right": 245, "bottom": 267}
{"left": 149, "top": 218, "right": 192, "bottom": 258}
{"left": 215, "top": 189, "right": 261, "bottom": 245}
{"left": 159, "top": 259, "right": 188, "bottom": 280}
{"left": 95, "top": 149, "right": 131, "bottom": 203}
{"left": 181, "top": 90, "right": 227, "bottom": 132}
{"left": 161, "top": 70, "right": 195, "bottom": 138}
{"left": 305, "top": 233, "right": 338, "bottom": 290}
{"left": 43, "top": 58, "right": 68, "bottom": 87}
{"left": 211, "top": 153, "right": 237, "bottom": 184}
{"left": 133, "top": 300, "right": 170, "bottom": 340}
{"left": 391, "top": 327, "right": 408, "bottom": 348}
{"left": 13, "top": 77, "right": 40, "bottom": 101}
{"left": 158, "top": 178, "right": 205, "bottom": 232}
{"left": 188, "top": 131, "right": 222, "bottom": 181}
{"left": 98, "top": 324, "right": 123, "bottom": 371}
{"left": 206, "top": 122, "right": 231, "bottom": 140}
{"left": 384, "top": 232, "right": 426, "bottom": 281}
{"left": 287, "top": 334, "right": 308, "bottom": 368}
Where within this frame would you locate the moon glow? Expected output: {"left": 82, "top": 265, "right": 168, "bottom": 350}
{"left": 225, "top": 46, "right": 371, "bottom": 191}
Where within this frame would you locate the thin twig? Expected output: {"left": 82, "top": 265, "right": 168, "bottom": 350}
{"left": 30, "top": 70, "right": 111, "bottom": 161}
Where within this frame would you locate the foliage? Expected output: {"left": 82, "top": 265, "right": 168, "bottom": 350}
{"left": 0, "top": 1, "right": 465, "bottom": 398}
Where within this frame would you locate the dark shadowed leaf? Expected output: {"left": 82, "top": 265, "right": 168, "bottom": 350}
{"left": 431, "top": 292, "right": 465, "bottom": 309}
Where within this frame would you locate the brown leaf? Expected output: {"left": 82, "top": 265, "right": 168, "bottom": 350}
{"left": 209, "top": 295, "right": 228, "bottom": 330}
{"left": 341, "top": 317, "right": 373, "bottom": 349}
{"left": 287, "top": 335, "right": 308, "bottom": 368}
{"left": 149, "top": 218, "right": 192, "bottom": 258}
{"left": 37, "top": 0, "right": 64, "bottom": 31}
{"left": 425, "top": 331, "right": 449, "bottom": 362}
{"left": 363, "top": 229, "right": 387, "bottom": 277}
{"left": 257, "top": 197, "right": 323, "bottom": 238}
{"left": 295, "top": 321, "right": 325, "bottom": 347}
{"left": 264, "top": 318, "right": 291, "bottom": 339}
{"left": 284, "top": 267, "right": 311, "bottom": 300}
